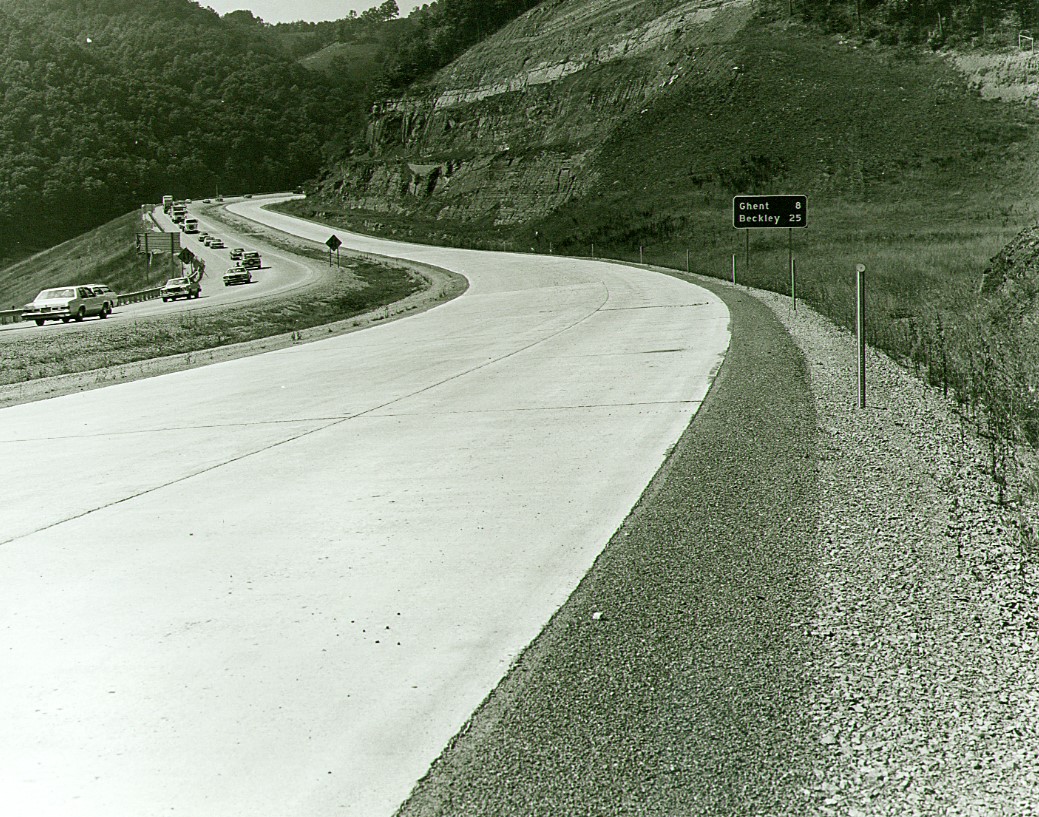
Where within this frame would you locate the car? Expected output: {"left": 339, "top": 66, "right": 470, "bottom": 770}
{"left": 22, "top": 285, "right": 112, "bottom": 325}
{"left": 223, "top": 266, "right": 252, "bottom": 286}
{"left": 243, "top": 193, "right": 253, "bottom": 198}
{"left": 203, "top": 198, "right": 211, "bottom": 203}
{"left": 198, "top": 232, "right": 210, "bottom": 243}
{"left": 209, "top": 239, "right": 225, "bottom": 249}
{"left": 229, "top": 248, "right": 244, "bottom": 260}
{"left": 160, "top": 277, "right": 201, "bottom": 301}
{"left": 215, "top": 196, "right": 224, "bottom": 202}
{"left": 241, "top": 251, "right": 261, "bottom": 270}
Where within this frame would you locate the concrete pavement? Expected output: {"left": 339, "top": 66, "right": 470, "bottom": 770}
{"left": 0, "top": 202, "right": 730, "bottom": 817}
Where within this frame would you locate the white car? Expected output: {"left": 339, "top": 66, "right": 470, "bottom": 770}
{"left": 22, "top": 286, "right": 112, "bottom": 325}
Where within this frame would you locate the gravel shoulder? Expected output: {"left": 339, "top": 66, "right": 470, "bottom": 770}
{"left": 396, "top": 271, "right": 1039, "bottom": 815}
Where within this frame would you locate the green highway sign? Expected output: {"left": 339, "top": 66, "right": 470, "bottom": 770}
{"left": 733, "top": 195, "right": 807, "bottom": 229}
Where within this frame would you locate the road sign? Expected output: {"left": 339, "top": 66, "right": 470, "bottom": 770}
{"left": 178, "top": 248, "right": 194, "bottom": 264}
{"left": 326, "top": 235, "right": 342, "bottom": 250}
{"left": 732, "top": 195, "right": 807, "bottom": 229}
{"left": 136, "top": 231, "right": 181, "bottom": 254}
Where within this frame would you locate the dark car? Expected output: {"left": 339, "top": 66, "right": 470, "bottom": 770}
{"left": 160, "top": 277, "right": 201, "bottom": 301}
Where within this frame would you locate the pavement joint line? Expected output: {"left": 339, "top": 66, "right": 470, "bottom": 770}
{"left": 600, "top": 302, "right": 712, "bottom": 311}
{"left": 0, "top": 417, "right": 361, "bottom": 444}
{"left": 368, "top": 400, "right": 704, "bottom": 418}
{"left": 0, "top": 416, "right": 348, "bottom": 548}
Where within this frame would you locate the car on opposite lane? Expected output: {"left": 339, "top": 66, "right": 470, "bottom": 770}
{"left": 160, "top": 277, "right": 201, "bottom": 302}
{"left": 223, "top": 266, "right": 252, "bottom": 286}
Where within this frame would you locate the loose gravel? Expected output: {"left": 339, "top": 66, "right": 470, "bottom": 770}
{"left": 750, "top": 285, "right": 1039, "bottom": 816}
{"left": 394, "top": 273, "right": 1039, "bottom": 815}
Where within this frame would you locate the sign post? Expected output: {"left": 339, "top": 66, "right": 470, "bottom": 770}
{"left": 326, "top": 234, "right": 342, "bottom": 268}
{"left": 732, "top": 194, "right": 807, "bottom": 301}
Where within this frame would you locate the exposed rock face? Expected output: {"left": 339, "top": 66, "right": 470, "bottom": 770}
{"left": 317, "top": 0, "right": 754, "bottom": 227}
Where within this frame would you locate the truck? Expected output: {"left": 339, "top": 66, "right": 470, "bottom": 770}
{"left": 183, "top": 218, "right": 199, "bottom": 234}
{"left": 162, "top": 195, "right": 173, "bottom": 213}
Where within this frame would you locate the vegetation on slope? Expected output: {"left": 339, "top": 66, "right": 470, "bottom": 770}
{"left": 0, "top": 0, "right": 357, "bottom": 265}
{"left": 535, "top": 11, "right": 1039, "bottom": 494}
{"left": 294, "top": 5, "right": 1039, "bottom": 492}
{"left": 0, "top": 211, "right": 168, "bottom": 311}
{"left": 789, "top": 0, "right": 1039, "bottom": 45}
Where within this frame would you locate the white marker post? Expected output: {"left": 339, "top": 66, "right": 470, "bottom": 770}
{"left": 856, "top": 263, "right": 866, "bottom": 408}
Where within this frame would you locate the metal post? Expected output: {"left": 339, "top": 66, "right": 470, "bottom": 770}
{"left": 791, "top": 257, "right": 797, "bottom": 312}
{"left": 591, "top": 242, "right": 595, "bottom": 257}
{"left": 788, "top": 227, "right": 792, "bottom": 286}
{"left": 856, "top": 263, "right": 867, "bottom": 408}
{"left": 745, "top": 229, "right": 750, "bottom": 278}
{"left": 686, "top": 248, "right": 690, "bottom": 274}
{"left": 336, "top": 247, "right": 341, "bottom": 269}
{"left": 731, "top": 253, "right": 736, "bottom": 286}
{"left": 639, "top": 245, "right": 644, "bottom": 265}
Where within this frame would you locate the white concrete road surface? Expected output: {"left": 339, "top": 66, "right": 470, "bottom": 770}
{"left": 0, "top": 199, "right": 730, "bottom": 817}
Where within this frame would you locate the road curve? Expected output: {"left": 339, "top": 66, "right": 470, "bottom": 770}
{"left": 0, "top": 202, "right": 730, "bottom": 817}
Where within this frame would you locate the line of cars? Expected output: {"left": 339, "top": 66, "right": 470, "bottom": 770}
{"left": 21, "top": 204, "right": 270, "bottom": 328}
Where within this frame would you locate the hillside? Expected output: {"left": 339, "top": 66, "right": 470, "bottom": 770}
{"left": 0, "top": 0, "right": 357, "bottom": 266}
{"left": 0, "top": 211, "right": 168, "bottom": 311}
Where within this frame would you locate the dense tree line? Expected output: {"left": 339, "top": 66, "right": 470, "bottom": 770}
{"left": 0, "top": 0, "right": 358, "bottom": 262}
{"left": 789, "top": 0, "right": 1039, "bottom": 43}
{"left": 386, "top": 0, "right": 543, "bottom": 89}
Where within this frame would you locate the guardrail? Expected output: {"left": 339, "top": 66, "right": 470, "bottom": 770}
{"left": 0, "top": 308, "right": 22, "bottom": 325}
{"left": 117, "top": 287, "right": 161, "bottom": 306}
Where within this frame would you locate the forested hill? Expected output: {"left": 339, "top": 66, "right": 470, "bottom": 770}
{"left": 0, "top": 0, "right": 359, "bottom": 264}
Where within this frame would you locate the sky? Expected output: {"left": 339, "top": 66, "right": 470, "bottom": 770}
{"left": 200, "top": 1, "right": 427, "bottom": 24}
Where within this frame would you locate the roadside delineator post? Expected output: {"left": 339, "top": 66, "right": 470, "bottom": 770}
{"left": 731, "top": 253, "right": 736, "bottom": 286}
{"left": 856, "top": 263, "right": 867, "bottom": 408}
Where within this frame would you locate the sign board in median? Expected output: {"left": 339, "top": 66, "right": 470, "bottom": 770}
{"left": 326, "top": 235, "right": 342, "bottom": 250}
{"left": 732, "top": 195, "right": 807, "bottom": 229}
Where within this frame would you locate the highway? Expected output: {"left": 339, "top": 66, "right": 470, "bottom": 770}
{"left": 0, "top": 196, "right": 322, "bottom": 335}
{"left": 0, "top": 199, "right": 730, "bottom": 817}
